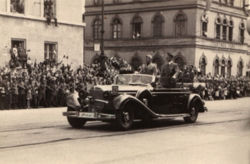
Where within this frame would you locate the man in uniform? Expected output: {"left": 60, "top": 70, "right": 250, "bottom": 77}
{"left": 140, "top": 54, "right": 158, "bottom": 76}
{"left": 160, "top": 53, "right": 180, "bottom": 88}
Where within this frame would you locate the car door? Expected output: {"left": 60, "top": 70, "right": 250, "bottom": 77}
{"left": 151, "top": 88, "right": 189, "bottom": 114}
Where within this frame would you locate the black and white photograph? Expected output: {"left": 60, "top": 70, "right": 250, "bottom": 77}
{"left": 0, "top": 0, "right": 250, "bottom": 163}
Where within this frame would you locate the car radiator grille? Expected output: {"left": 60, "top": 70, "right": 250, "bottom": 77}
{"left": 88, "top": 87, "right": 105, "bottom": 112}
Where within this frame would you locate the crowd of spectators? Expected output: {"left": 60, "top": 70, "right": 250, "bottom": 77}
{"left": 0, "top": 55, "right": 131, "bottom": 110}
{"left": 180, "top": 65, "right": 250, "bottom": 101}
{"left": 0, "top": 55, "right": 249, "bottom": 110}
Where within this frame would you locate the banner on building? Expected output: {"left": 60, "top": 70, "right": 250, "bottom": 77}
{"left": 94, "top": 43, "right": 100, "bottom": 52}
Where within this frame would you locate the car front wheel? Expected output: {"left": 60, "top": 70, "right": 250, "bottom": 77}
{"left": 67, "top": 107, "right": 87, "bottom": 128}
{"left": 184, "top": 101, "right": 199, "bottom": 123}
{"left": 116, "top": 103, "right": 134, "bottom": 130}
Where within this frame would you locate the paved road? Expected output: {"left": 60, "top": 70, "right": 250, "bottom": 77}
{"left": 0, "top": 98, "right": 250, "bottom": 164}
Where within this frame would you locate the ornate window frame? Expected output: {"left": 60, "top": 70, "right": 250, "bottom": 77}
{"left": 174, "top": 10, "right": 187, "bottom": 37}
{"left": 131, "top": 13, "right": 143, "bottom": 39}
{"left": 215, "top": 16, "right": 222, "bottom": 40}
{"left": 201, "top": 11, "right": 209, "bottom": 37}
{"left": 111, "top": 15, "right": 122, "bottom": 40}
{"left": 228, "top": 18, "right": 234, "bottom": 41}
{"left": 222, "top": 17, "right": 228, "bottom": 41}
{"left": 152, "top": 12, "right": 165, "bottom": 38}
{"left": 237, "top": 57, "right": 244, "bottom": 77}
{"left": 199, "top": 53, "right": 207, "bottom": 75}
{"left": 213, "top": 55, "right": 220, "bottom": 76}
{"left": 92, "top": 16, "right": 102, "bottom": 40}
{"left": 239, "top": 21, "right": 245, "bottom": 44}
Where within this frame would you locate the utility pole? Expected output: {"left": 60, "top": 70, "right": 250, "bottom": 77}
{"left": 100, "top": 0, "right": 105, "bottom": 57}
{"left": 99, "top": 0, "right": 106, "bottom": 72}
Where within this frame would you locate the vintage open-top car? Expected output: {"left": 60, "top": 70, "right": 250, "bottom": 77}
{"left": 63, "top": 73, "right": 207, "bottom": 130}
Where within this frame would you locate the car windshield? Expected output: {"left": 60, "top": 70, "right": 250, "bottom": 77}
{"left": 115, "top": 74, "right": 153, "bottom": 85}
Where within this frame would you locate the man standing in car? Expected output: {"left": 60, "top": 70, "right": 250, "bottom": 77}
{"left": 140, "top": 54, "right": 158, "bottom": 76}
{"left": 160, "top": 53, "right": 180, "bottom": 88}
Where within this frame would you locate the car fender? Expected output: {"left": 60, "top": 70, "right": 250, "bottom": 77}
{"left": 66, "top": 91, "right": 81, "bottom": 109}
{"left": 113, "top": 94, "right": 158, "bottom": 117}
{"left": 187, "top": 94, "right": 206, "bottom": 112}
{"left": 136, "top": 89, "right": 152, "bottom": 100}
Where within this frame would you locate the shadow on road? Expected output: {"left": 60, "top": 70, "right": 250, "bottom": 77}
{"left": 62, "top": 119, "right": 188, "bottom": 133}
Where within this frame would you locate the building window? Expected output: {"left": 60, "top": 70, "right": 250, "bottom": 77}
{"left": 44, "top": 0, "right": 57, "bottom": 25}
{"left": 221, "top": 59, "right": 226, "bottom": 77}
{"left": 10, "top": 39, "right": 26, "bottom": 68}
{"left": 229, "top": 0, "right": 234, "bottom": 6}
{"left": 201, "top": 13, "right": 208, "bottom": 37}
{"left": 214, "top": 58, "right": 220, "bottom": 76}
{"left": 44, "top": 42, "right": 57, "bottom": 65}
{"left": 112, "top": 18, "right": 122, "bottom": 39}
{"left": 220, "top": 0, "right": 228, "bottom": 4}
{"left": 93, "top": 18, "right": 102, "bottom": 40}
{"left": 237, "top": 60, "right": 243, "bottom": 77}
{"left": 222, "top": 19, "right": 228, "bottom": 40}
{"left": 239, "top": 22, "right": 245, "bottom": 44}
{"left": 10, "top": 0, "right": 24, "bottom": 14}
{"left": 174, "top": 55, "right": 186, "bottom": 71}
{"left": 152, "top": 13, "right": 164, "bottom": 38}
{"left": 215, "top": 17, "right": 221, "bottom": 39}
{"left": 227, "top": 59, "right": 232, "bottom": 77}
{"left": 94, "top": 0, "right": 101, "bottom": 5}
{"left": 11, "top": 39, "right": 25, "bottom": 50}
{"left": 132, "top": 14, "right": 143, "bottom": 39}
{"left": 174, "top": 12, "right": 187, "bottom": 37}
{"left": 228, "top": 20, "right": 233, "bottom": 41}
{"left": 199, "top": 55, "right": 207, "bottom": 76}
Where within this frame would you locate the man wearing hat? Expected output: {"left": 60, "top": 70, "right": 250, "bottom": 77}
{"left": 160, "top": 53, "right": 180, "bottom": 88}
{"left": 140, "top": 54, "right": 158, "bottom": 76}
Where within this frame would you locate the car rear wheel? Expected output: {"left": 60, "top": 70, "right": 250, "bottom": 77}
{"left": 116, "top": 103, "right": 134, "bottom": 130}
{"left": 184, "top": 101, "right": 199, "bottom": 123}
{"left": 67, "top": 107, "right": 87, "bottom": 128}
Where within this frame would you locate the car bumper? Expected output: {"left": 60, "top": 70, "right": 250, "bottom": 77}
{"left": 63, "top": 111, "right": 116, "bottom": 120}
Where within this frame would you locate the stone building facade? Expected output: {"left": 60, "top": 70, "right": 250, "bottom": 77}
{"left": 0, "top": 0, "right": 85, "bottom": 67}
{"left": 84, "top": 0, "right": 250, "bottom": 77}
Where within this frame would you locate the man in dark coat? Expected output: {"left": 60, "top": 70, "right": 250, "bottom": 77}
{"left": 18, "top": 80, "right": 26, "bottom": 108}
{"left": 160, "top": 53, "right": 180, "bottom": 88}
{"left": 38, "top": 77, "right": 47, "bottom": 107}
{"left": 17, "top": 45, "right": 27, "bottom": 68}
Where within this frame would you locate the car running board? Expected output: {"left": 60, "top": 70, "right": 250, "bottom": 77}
{"left": 131, "top": 97, "right": 191, "bottom": 118}
{"left": 153, "top": 113, "right": 191, "bottom": 120}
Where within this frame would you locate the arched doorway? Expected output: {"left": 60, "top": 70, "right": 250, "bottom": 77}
{"left": 227, "top": 58, "right": 232, "bottom": 77}
{"left": 199, "top": 54, "right": 207, "bottom": 76}
{"left": 152, "top": 51, "right": 164, "bottom": 70}
{"left": 221, "top": 58, "right": 226, "bottom": 77}
{"left": 174, "top": 53, "right": 186, "bottom": 70}
{"left": 213, "top": 57, "right": 220, "bottom": 76}
{"left": 237, "top": 59, "right": 244, "bottom": 77}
